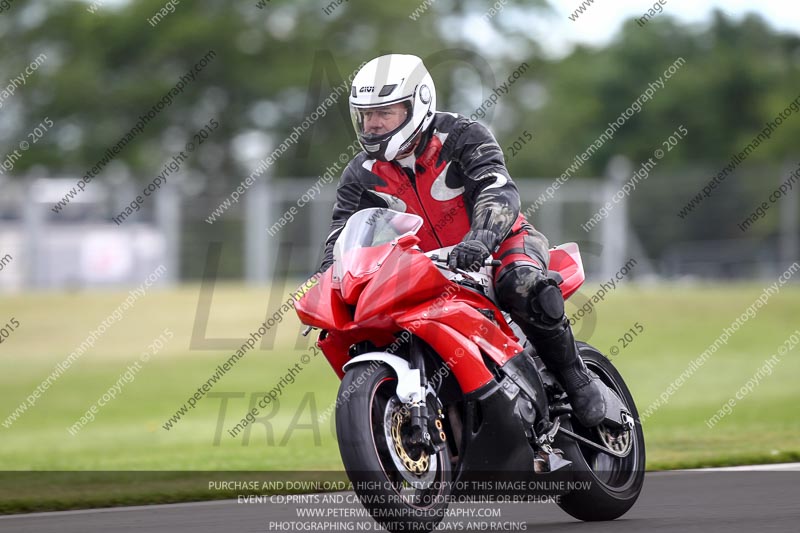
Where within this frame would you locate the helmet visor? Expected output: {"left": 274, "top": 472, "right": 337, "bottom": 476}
{"left": 350, "top": 98, "right": 414, "bottom": 145}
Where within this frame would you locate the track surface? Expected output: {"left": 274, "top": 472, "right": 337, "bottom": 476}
{"left": 2, "top": 465, "right": 798, "bottom": 533}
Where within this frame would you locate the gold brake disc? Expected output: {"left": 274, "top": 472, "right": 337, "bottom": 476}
{"left": 390, "top": 409, "right": 429, "bottom": 475}
{"left": 596, "top": 423, "right": 633, "bottom": 455}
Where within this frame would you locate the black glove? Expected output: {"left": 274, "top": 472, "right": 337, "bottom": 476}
{"left": 448, "top": 230, "right": 498, "bottom": 271}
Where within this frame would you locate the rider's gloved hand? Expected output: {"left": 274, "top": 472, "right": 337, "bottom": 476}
{"left": 448, "top": 230, "right": 497, "bottom": 271}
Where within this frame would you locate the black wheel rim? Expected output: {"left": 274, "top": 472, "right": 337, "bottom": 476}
{"left": 570, "top": 360, "right": 643, "bottom": 492}
{"left": 367, "top": 376, "right": 449, "bottom": 510}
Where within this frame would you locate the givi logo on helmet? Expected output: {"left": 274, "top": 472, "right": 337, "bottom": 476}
{"left": 359, "top": 86, "right": 374, "bottom": 93}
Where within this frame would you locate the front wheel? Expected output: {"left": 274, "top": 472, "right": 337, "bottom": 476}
{"left": 556, "top": 342, "right": 646, "bottom": 521}
{"left": 335, "top": 362, "right": 452, "bottom": 533}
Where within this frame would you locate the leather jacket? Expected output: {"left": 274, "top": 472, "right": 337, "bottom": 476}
{"left": 320, "top": 112, "right": 529, "bottom": 271}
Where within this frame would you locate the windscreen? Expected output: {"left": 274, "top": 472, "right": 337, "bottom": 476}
{"left": 332, "top": 208, "right": 423, "bottom": 281}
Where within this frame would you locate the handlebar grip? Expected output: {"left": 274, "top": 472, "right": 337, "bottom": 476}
{"left": 431, "top": 253, "right": 498, "bottom": 269}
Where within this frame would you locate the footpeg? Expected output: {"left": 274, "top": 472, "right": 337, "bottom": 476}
{"left": 547, "top": 449, "right": 572, "bottom": 472}
{"left": 534, "top": 445, "right": 571, "bottom": 473}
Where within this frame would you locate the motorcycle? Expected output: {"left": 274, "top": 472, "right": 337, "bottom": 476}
{"left": 296, "top": 208, "right": 645, "bottom": 532}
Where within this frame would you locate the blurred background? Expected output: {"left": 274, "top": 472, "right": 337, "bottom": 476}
{"left": 0, "top": 0, "right": 798, "bottom": 511}
{"left": 1, "top": 0, "right": 799, "bottom": 287}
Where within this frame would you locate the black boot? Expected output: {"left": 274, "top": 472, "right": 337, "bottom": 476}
{"left": 494, "top": 264, "right": 607, "bottom": 427}
{"left": 526, "top": 322, "right": 607, "bottom": 427}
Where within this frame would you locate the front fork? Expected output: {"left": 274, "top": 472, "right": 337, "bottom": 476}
{"left": 408, "top": 337, "right": 447, "bottom": 453}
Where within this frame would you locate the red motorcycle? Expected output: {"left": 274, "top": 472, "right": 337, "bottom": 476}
{"left": 296, "top": 208, "right": 644, "bottom": 532}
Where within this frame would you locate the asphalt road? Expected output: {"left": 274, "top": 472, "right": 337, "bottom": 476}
{"left": 1, "top": 465, "right": 798, "bottom": 533}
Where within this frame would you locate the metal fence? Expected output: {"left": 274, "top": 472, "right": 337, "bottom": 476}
{"left": 1, "top": 158, "right": 798, "bottom": 291}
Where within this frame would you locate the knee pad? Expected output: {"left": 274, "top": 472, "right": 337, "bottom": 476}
{"left": 495, "top": 264, "right": 537, "bottom": 317}
{"left": 530, "top": 279, "right": 565, "bottom": 326}
{"left": 496, "top": 263, "right": 565, "bottom": 328}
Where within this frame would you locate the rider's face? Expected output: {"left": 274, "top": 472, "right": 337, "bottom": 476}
{"left": 362, "top": 103, "right": 407, "bottom": 135}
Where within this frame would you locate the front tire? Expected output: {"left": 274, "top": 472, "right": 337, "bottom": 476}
{"left": 336, "top": 363, "right": 451, "bottom": 533}
{"left": 556, "top": 342, "right": 646, "bottom": 521}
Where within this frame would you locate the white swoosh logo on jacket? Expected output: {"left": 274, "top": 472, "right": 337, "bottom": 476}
{"left": 430, "top": 162, "right": 464, "bottom": 202}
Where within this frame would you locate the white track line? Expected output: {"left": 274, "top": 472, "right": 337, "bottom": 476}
{"left": 680, "top": 462, "right": 800, "bottom": 472}
{"left": 0, "top": 499, "right": 239, "bottom": 520}
{"left": 2, "top": 463, "right": 799, "bottom": 519}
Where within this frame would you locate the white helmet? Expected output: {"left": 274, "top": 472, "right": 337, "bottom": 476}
{"left": 349, "top": 54, "right": 436, "bottom": 162}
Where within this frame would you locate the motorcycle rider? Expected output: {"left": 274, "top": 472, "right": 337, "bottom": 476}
{"left": 318, "top": 54, "right": 606, "bottom": 427}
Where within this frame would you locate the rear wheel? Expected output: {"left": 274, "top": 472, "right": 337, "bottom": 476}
{"left": 336, "top": 363, "right": 451, "bottom": 533}
{"left": 556, "top": 342, "right": 646, "bottom": 521}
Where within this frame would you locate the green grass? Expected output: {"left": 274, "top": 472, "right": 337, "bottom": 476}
{"left": 0, "top": 282, "right": 798, "bottom": 512}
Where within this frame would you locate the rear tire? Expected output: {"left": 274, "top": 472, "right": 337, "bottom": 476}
{"left": 336, "top": 362, "right": 451, "bottom": 533}
{"left": 556, "top": 342, "right": 646, "bottom": 521}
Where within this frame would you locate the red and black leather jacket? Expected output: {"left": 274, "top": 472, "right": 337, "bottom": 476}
{"left": 320, "top": 112, "right": 530, "bottom": 272}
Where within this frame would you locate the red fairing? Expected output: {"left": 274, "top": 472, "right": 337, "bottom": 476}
{"left": 394, "top": 319, "right": 493, "bottom": 392}
{"left": 394, "top": 300, "right": 523, "bottom": 393}
{"left": 299, "top": 238, "right": 584, "bottom": 391}
{"left": 355, "top": 245, "right": 523, "bottom": 349}
{"left": 299, "top": 235, "right": 525, "bottom": 392}
{"left": 318, "top": 326, "right": 398, "bottom": 380}
{"left": 301, "top": 228, "right": 594, "bottom": 398}
{"left": 338, "top": 243, "right": 395, "bottom": 305}
{"left": 355, "top": 247, "right": 455, "bottom": 323}
{"left": 548, "top": 243, "right": 585, "bottom": 300}
{"left": 317, "top": 331, "right": 352, "bottom": 379}
{"left": 448, "top": 281, "right": 521, "bottom": 342}
{"left": 295, "top": 269, "right": 351, "bottom": 330}
{"left": 398, "top": 300, "right": 522, "bottom": 365}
